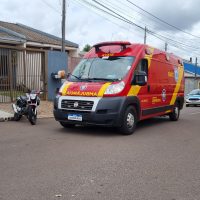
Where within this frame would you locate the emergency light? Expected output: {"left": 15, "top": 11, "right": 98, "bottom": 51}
{"left": 93, "top": 41, "right": 131, "bottom": 53}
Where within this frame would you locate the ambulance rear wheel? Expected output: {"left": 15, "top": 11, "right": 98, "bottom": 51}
{"left": 60, "top": 122, "right": 75, "bottom": 128}
{"left": 120, "top": 106, "right": 137, "bottom": 135}
{"left": 169, "top": 102, "right": 180, "bottom": 121}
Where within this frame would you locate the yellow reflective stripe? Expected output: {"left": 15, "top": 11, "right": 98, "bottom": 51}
{"left": 127, "top": 48, "right": 154, "bottom": 96}
{"left": 97, "top": 82, "right": 111, "bottom": 97}
{"left": 62, "top": 82, "right": 72, "bottom": 95}
{"left": 145, "top": 47, "right": 154, "bottom": 70}
{"left": 165, "top": 110, "right": 171, "bottom": 114}
{"left": 127, "top": 85, "right": 141, "bottom": 96}
{"left": 170, "top": 66, "right": 184, "bottom": 105}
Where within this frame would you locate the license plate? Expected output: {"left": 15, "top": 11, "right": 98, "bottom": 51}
{"left": 68, "top": 114, "right": 82, "bottom": 121}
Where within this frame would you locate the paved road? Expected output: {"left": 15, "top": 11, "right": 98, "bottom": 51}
{"left": 0, "top": 106, "right": 200, "bottom": 200}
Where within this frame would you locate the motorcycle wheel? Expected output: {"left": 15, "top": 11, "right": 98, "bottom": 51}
{"left": 14, "top": 113, "right": 22, "bottom": 121}
{"left": 28, "top": 106, "right": 37, "bottom": 125}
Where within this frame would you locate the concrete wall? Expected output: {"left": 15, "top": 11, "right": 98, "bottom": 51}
{"left": 185, "top": 77, "right": 200, "bottom": 95}
{"left": 47, "top": 51, "right": 67, "bottom": 101}
{"left": 183, "top": 62, "right": 200, "bottom": 95}
{"left": 68, "top": 56, "right": 81, "bottom": 73}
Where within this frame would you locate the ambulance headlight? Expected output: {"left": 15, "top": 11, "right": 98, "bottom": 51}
{"left": 104, "top": 81, "right": 125, "bottom": 95}
{"left": 58, "top": 81, "right": 68, "bottom": 95}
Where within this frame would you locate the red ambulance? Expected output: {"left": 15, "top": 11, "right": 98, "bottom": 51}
{"left": 54, "top": 41, "right": 184, "bottom": 135}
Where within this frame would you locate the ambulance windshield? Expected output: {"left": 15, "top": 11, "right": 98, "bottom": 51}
{"left": 70, "top": 56, "right": 135, "bottom": 82}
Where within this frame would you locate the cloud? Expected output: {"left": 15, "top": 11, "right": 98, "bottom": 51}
{"left": 136, "top": 0, "right": 200, "bottom": 32}
{"left": 0, "top": 0, "right": 200, "bottom": 59}
{"left": 0, "top": 0, "right": 61, "bottom": 36}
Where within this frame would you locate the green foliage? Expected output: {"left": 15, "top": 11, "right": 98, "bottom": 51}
{"left": 82, "top": 44, "right": 92, "bottom": 52}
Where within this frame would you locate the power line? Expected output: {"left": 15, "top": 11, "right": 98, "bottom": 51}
{"left": 102, "top": 0, "right": 200, "bottom": 47}
{"left": 127, "top": 0, "right": 200, "bottom": 39}
{"left": 74, "top": 0, "right": 145, "bottom": 39}
{"left": 91, "top": 0, "right": 144, "bottom": 31}
{"left": 110, "top": 0, "right": 198, "bottom": 42}
{"left": 74, "top": 0, "right": 200, "bottom": 57}
{"left": 148, "top": 29, "right": 200, "bottom": 51}
{"left": 42, "top": 0, "right": 61, "bottom": 14}
{"left": 90, "top": 0, "right": 200, "bottom": 51}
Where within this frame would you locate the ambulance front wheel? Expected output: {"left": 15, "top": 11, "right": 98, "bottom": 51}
{"left": 120, "top": 106, "right": 137, "bottom": 135}
{"left": 169, "top": 102, "right": 180, "bottom": 121}
{"left": 60, "top": 122, "right": 75, "bottom": 128}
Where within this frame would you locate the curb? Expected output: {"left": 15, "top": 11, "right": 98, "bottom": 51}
{"left": 0, "top": 115, "right": 53, "bottom": 121}
{"left": 0, "top": 116, "right": 14, "bottom": 122}
{"left": 38, "top": 115, "right": 54, "bottom": 119}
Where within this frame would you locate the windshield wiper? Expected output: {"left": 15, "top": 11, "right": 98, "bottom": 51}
{"left": 85, "top": 78, "right": 120, "bottom": 82}
{"left": 68, "top": 73, "right": 94, "bottom": 82}
{"left": 68, "top": 73, "right": 81, "bottom": 80}
{"left": 68, "top": 74, "right": 119, "bottom": 82}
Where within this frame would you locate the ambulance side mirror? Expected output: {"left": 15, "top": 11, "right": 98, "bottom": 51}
{"left": 132, "top": 71, "right": 147, "bottom": 86}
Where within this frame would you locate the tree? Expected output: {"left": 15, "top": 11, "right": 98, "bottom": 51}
{"left": 82, "top": 44, "right": 92, "bottom": 52}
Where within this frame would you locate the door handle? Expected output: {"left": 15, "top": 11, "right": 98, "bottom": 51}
{"left": 147, "top": 85, "right": 150, "bottom": 92}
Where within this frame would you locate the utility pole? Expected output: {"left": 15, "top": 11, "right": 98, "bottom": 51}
{"left": 195, "top": 57, "right": 197, "bottom": 79}
{"left": 165, "top": 42, "right": 168, "bottom": 52}
{"left": 61, "top": 0, "right": 66, "bottom": 52}
{"left": 144, "top": 26, "right": 147, "bottom": 45}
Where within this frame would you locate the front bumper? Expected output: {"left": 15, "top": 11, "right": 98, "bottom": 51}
{"left": 186, "top": 99, "right": 200, "bottom": 105}
{"left": 54, "top": 96, "right": 126, "bottom": 127}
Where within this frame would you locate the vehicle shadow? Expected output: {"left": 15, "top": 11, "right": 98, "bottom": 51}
{"left": 57, "top": 125, "right": 120, "bottom": 137}
{"left": 137, "top": 116, "right": 170, "bottom": 130}
{"left": 56, "top": 116, "right": 172, "bottom": 137}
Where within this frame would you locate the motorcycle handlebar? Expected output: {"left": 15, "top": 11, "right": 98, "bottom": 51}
{"left": 26, "top": 90, "right": 46, "bottom": 95}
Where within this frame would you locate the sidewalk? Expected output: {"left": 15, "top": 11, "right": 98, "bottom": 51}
{"left": 0, "top": 110, "right": 13, "bottom": 121}
{"left": 0, "top": 101, "right": 54, "bottom": 121}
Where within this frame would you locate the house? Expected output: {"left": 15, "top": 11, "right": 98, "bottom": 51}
{"left": 0, "top": 21, "right": 79, "bottom": 102}
{"left": 0, "top": 21, "right": 79, "bottom": 56}
{"left": 183, "top": 61, "right": 200, "bottom": 95}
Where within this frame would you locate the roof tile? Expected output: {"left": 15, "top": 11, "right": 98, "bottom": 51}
{"left": 0, "top": 21, "right": 78, "bottom": 48}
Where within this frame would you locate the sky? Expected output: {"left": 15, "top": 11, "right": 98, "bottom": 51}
{"left": 1, "top": 0, "right": 200, "bottom": 60}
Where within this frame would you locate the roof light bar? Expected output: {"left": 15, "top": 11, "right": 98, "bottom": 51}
{"left": 93, "top": 41, "right": 131, "bottom": 53}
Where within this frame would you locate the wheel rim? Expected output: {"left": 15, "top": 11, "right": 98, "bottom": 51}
{"left": 127, "top": 113, "right": 134, "bottom": 128}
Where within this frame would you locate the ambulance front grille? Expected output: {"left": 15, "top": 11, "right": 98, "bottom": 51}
{"left": 61, "top": 100, "right": 94, "bottom": 111}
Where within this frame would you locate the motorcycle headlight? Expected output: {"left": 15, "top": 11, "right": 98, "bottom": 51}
{"left": 30, "top": 94, "right": 36, "bottom": 99}
{"left": 104, "top": 81, "right": 125, "bottom": 95}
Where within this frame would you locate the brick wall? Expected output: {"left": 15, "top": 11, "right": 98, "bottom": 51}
{"left": 68, "top": 57, "right": 81, "bottom": 73}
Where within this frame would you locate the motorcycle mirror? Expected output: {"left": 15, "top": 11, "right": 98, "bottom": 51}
{"left": 55, "top": 88, "right": 59, "bottom": 94}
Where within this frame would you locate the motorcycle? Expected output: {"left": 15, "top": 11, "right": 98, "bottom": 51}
{"left": 12, "top": 90, "right": 43, "bottom": 125}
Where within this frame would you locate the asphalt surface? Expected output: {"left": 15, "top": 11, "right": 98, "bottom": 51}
{"left": 0, "top": 106, "right": 200, "bottom": 200}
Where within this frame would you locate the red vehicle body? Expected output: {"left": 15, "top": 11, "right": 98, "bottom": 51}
{"left": 54, "top": 41, "right": 184, "bottom": 134}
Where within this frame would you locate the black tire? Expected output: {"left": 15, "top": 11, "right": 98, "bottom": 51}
{"left": 60, "top": 122, "right": 75, "bottom": 128}
{"left": 28, "top": 106, "right": 37, "bottom": 125}
{"left": 14, "top": 113, "right": 22, "bottom": 121}
{"left": 186, "top": 104, "right": 189, "bottom": 107}
{"left": 169, "top": 102, "right": 180, "bottom": 121}
{"left": 119, "top": 106, "right": 137, "bottom": 135}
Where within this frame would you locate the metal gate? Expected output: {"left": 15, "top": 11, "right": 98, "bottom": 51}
{"left": 0, "top": 46, "right": 47, "bottom": 102}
